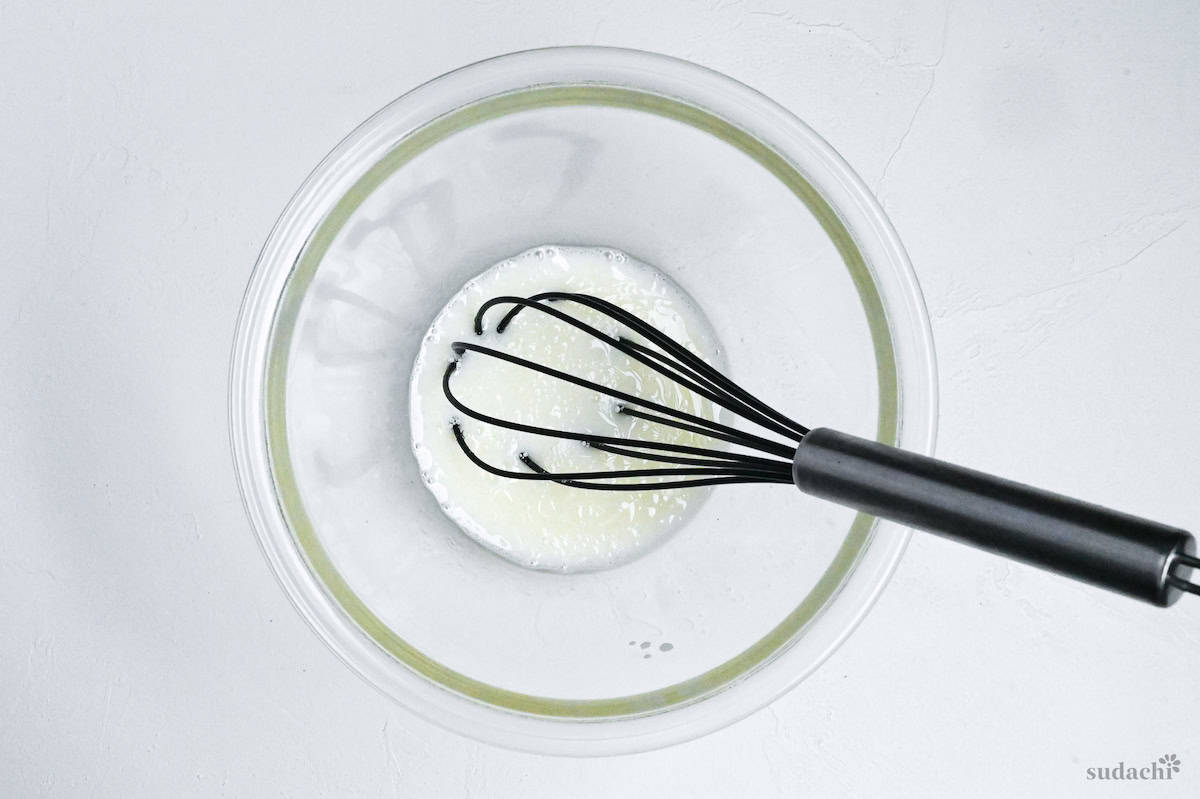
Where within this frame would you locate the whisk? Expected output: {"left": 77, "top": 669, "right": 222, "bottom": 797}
{"left": 442, "top": 291, "right": 1198, "bottom": 607}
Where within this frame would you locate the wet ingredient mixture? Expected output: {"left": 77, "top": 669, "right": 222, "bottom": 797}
{"left": 409, "top": 245, "right": 726, "bottom": 571}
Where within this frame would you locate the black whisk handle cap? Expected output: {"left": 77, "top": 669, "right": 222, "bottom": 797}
{"left": 792, "top": 428, "right": 1196, "bottom": 607}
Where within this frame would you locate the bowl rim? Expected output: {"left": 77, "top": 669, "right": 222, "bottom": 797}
{"left": 229, "top": 45, "right": 938, "bottom": 755}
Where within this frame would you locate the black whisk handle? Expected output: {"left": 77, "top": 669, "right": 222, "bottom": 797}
{"left": 792, "top": 428, "right": 1196, "bottom": 606}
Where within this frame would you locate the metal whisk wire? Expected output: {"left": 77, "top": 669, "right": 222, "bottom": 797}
{"left": 442, "top": 292, "right": 802, "bottom": 490}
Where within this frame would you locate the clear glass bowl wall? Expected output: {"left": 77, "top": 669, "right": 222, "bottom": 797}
{"left": 229, "top": 47, "right": 937, "bottom": 755}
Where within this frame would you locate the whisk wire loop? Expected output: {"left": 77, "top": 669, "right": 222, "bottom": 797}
{"left": 443, "top": 292, "right": 802, "bottom": 488}
{"left": 481, "top": 292, "right": 810, "bottom": 440}
{"left": 473, "top": 295, "right": 802, "bottom": 441}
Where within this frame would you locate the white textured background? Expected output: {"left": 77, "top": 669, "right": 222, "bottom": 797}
{"left": 3, "top": 1, "right": 1198, "bottom": 796}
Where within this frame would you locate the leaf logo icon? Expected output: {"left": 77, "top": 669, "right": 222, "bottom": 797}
{"left": 1158, "top": 754, "right": 1181, "bottom": 773}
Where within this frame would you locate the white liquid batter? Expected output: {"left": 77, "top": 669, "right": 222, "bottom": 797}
{"left": 409, "top": 245, "right": 726, "bottom": 572}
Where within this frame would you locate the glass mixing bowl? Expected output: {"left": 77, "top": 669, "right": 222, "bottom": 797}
{"left": 229, "top": 47, "right": 937, "bottom": 755}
